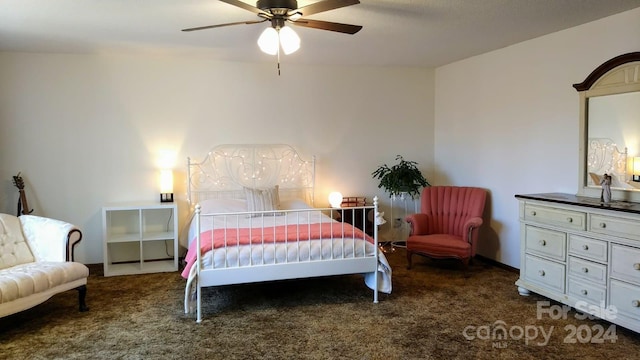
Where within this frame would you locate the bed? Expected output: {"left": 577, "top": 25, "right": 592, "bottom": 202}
{"left": 182, "top": 144, "right": 392, "bottom": 322}
{"left": 586, "top": 137, "right": 630, "bottom": 188}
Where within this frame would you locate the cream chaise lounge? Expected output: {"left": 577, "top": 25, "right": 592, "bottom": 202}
{"left": 0, "top": 213, "right": 89, "bottom": 317}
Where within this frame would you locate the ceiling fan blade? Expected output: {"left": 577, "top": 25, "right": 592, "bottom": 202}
{"left": 219, "top": 0, "right": 267, "bottom": 15}
{"left": 182, "top": 19, "right": 267, "bottom": 32}
{"left": 290, "top": 18, "right": 362, "bottom": 34}
{"left": 295, "top": 0, "right": 360, "bottom": 17}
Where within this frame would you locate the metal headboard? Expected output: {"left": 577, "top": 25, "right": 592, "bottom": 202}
{"left": 587, "top": 138, "right": 628, "bottom": 186}
{"left": 187, "top": 144, "right": 316, "bottom": 206}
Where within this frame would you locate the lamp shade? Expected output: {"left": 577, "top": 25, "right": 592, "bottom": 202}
{"left": 328, "top": 192, "right": 343, "bottom": 208}
{"left": 634, "top": 157, "right": 640, "bottom": 175}
{"left": 160, "top": 169, "right": 174, "bottom": 194}
{"left": 279, "top": 26, "right": 300, "bottom": 55}
{"left": 257, "top": 27, "right": 279, "bottom": 55}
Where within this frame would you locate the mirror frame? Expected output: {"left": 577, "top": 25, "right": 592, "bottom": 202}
{"left": 574, "top": 52, "right": 640, "bottom": 202}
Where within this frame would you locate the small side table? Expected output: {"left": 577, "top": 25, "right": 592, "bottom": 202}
{"left": 337, "top": 197, "right": 375, "bottom": 236}
{"left": 102, "top": 202, "right": 178, "bottom": 276}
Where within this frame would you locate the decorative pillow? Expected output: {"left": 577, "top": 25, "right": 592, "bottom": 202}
{"left": 244, "top": 185, "right": 280, "bottom": 212}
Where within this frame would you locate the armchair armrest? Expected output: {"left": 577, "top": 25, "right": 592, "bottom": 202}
{"left": 405, "top": 213, "right": 431, "bottom": 236}
{"left": 462, "top": 216, "right": 483, "bottom": 244}
{"left": 19, "top": 215, "right": 83, "bottom": 262}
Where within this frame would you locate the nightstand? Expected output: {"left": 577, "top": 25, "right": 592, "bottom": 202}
{"left": 337, "top": 197, "right": 375, "bottom": 236}
{"left": 102, "top": 202, "right": 178, "bottom": 276}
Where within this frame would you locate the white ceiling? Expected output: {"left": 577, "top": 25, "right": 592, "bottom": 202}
{"left": 1, "top": 0, "right": 640, "bottom": 68}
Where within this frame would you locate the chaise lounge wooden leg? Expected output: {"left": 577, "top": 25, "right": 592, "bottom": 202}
{"left": 407, "top": 251, "right": 413, "bottom": 270}
{"left": 76, "top": 285, "right": 89, "bottom": 312}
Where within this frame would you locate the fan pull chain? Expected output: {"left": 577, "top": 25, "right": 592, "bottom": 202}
{"left": 277, "top": 43, "right": 281, "bottom": 76}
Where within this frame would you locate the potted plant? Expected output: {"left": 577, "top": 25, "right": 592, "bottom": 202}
{"left": 372, "top": 155, "right": 430, "bottom": 199}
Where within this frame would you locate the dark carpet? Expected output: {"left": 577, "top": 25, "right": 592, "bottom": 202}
{"left": 1, "top": 248, "right": 639, "bottom": 360}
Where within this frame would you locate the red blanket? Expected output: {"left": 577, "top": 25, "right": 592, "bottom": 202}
{"left": 181, "top": 222, "right": 372, "bottom": 278}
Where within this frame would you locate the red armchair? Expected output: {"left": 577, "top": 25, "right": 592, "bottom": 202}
{"left": 405, "top": 186, "right": 486, "bottom": 270}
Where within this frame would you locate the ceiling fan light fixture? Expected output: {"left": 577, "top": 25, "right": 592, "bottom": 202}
{"left": 279, "top": 26, "right": 300, "bottom": 55}
{"left": 184, "top": 0, "right": 363, "bottom": 60}
{"left": 257, "top": 27, "right": 279, "bottom": 55}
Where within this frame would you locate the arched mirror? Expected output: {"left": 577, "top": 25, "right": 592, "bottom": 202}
{"left": 574, "top": 52, "right": 640, "bottom": 202}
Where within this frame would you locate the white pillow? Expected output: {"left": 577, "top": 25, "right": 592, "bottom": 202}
{"left": 280, "top": 198, "right": 312, "bottom": 210}
{"left": 198, "top": 198, "right": 247, "bottom": 214}
{"left": 244, "top": 185, "right": 280, "bottom": 212}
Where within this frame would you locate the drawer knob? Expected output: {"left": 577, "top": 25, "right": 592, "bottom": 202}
{"left": 581, "top": 267, "right": 589, "bottom": 273}
{"left": 599, "top": 222, "right": 606, "bottom": 228}
{"left": 634, "top": 263, "right": 640, "bottom": 270}
{"left": 530, "top": 211, "right": 536, "bottom": 216}
{"left": 582, "top": 244, "right": 589, "bottom": 251}
{"left": 633, "top": 300, "right": 640, "bottom": 308}
{"left": 539, "top": 239, "right": 546, "bottom": 246}
{"left": 538, "top": 270, "right": 545, "bottom": 277}
{"left": 581, "top": 289, "right": 588, "bottom": 295}
{"left": 567, "top": 217, "right": 573, "bottom": 223}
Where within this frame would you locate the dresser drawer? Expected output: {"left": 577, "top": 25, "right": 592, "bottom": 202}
{"left": 568, "top": 235, "right": 607, "bottom": 263}
{"left": 524, "top": 255, "right": 565, "bottom": 293}
{"left": 567, "top": 277, "right": 606, "bottom": 305}
{"left": 525, "top": 226, "right": 566, "bottom": 261}
{"left": 611, "top": 244, "right": 640, "bottom": 285}
{"left": 524, "top": 204, "right": 586, "bottom": 231}
{"left": 590, "top": 214, "right": 640, "bottom": 241}
{"left": 610, "top": 279, "right": 640, "bottom": 321}
{"left": 568, "top": 256, "right": 607, "bottom": 284}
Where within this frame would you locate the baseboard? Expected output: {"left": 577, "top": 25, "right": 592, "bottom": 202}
{"left": 86, "top": 263, "right": 103, "bottom": 276}
{"left": 475, "top": 255, "right": 519, "bottom": 273}
{"left": 87, "top": 257, "right": 518, "bottom": 275}
{"left": 86, "top": 261, "right": 185, "bottom": 276}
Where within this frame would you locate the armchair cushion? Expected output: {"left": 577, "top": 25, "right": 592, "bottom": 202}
{"left": 407, "top": 234, "right": 471, "bottom": 259}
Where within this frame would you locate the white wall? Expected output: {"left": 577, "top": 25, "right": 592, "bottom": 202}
{"left": 434, "top": 7, "right": 640, "bottom": 267}
{"left": 0, "top": 53, "right": 435, "bottom": 264}
{"left": 4, "top": 7, "right": 638, "bottom": 269}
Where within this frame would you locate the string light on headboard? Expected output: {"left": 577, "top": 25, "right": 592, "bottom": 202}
{"left": 188, "top": 144, "right": 316, "bottom": 205}
{"left": 587, "top": 138, "right": 628, "bottom": 185}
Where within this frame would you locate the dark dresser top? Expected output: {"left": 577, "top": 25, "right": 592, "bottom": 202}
{"left": 515, "top": 192, "right": 640, "bottom": 215}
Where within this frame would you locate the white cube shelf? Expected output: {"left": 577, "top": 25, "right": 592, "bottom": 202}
{"left": 102, "top": 202, "right": 178, "bottom": 276}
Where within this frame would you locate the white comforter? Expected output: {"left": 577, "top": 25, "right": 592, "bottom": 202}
{"left": 182, "top": 207, "right": 392, "bottom": 300}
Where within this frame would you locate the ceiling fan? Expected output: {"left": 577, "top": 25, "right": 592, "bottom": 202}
{"left": 182, "top": 0, "right": 363, "bottom": 57}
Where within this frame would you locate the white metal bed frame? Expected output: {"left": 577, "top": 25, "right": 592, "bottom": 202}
{"left": 184, "top": 144, "right": 381, "bottom": 322}
{"left": 586, "top": 137, "right": 628, "bottom": 187}
{"left": 187, "top": 143, "right": 317, "bottom": 206}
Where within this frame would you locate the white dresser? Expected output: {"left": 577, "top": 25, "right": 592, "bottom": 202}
{"left": 516, "top": 193, "right": 640, "bottom": 333}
